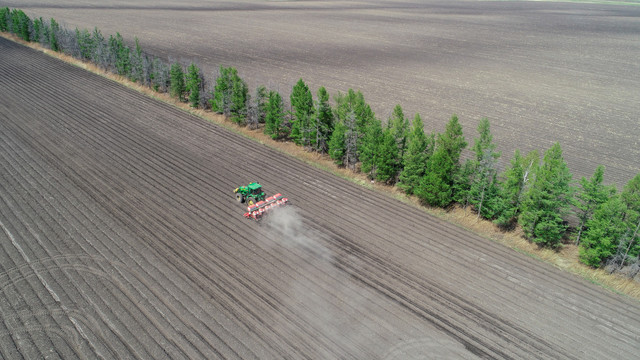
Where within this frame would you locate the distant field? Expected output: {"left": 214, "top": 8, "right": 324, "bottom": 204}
{"left": 8, "top": 0, "right": 640, "bottom": 187}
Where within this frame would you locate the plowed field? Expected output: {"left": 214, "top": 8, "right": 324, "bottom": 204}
{"left": 11, "top": 0, "right": 640, "bottom": 188}
{"left": 1, "top": 36, "right": 639, "bottom": 358}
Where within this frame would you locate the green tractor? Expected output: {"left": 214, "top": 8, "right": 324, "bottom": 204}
{"left": 234, "top": 182, "right": 266, "bottom": 204}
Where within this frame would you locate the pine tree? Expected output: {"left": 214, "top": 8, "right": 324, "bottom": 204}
{"left": 76, "top": 28, "right": 94, "bottom": 60}
{"left": 264, "top": 90, "right": 285, "bottom": 140}
{"left": 452, "top": 159, "right": 475, "bottom": 206}
{"left": 579, "top": 194, "right": 626, "bottom": 267}
{"left": 416, "top": 149, "right": 455, "bottom": 207}
{"left": 389, "top": 104, "right": 409, "bottom": 183}
{"left": 211, "top": 66, "right": 248, "bottom": 121}
{"left": 11, "top": 9, "right": 30, "bottom": 42}
{"left": 621, "top": 172, "right": 640, "bottom": 221}
{"left": 91, "top": 27, "right": 107, "bottom": 68}
{"left": 169, "top": 62, "right": 185, "bottom": 101}
{"left": 185, "top": 63, "right": 202, "bottom": 108}
{"left": 0, "top": 7, "right": 9, "bottom": 32}
{"left": 109, "top": 33, "right": 130, "bottom": 76}
{"left": 32, "top": 17, "right": 44, "bottom": 44}
{"left": 415, "top": 115, "right": 466, "bottom": 207}
{"left": 328, "top": 118, "right": 347, "bottom": 166}
{"left": 494, "top": 150, "right": 539, "bottom": 228}
{"left": 314, "top": 86, "right": 333, "bottom": 153}
{"left": 519, "top": 143, "right": 573, "bottom": 248}
{"left": 398, "top": 113, "right": 433, "bottom": 195}
{"left": 49, "top": 18, "right": 60, "bottom": 52}
{"left": 467, "top": 118, "right": 501, "bottom": 219}
{"left": 333, "top": 89, "right": 375, "bottom": 162}
{"left": 230, "top": 71, "right": 249, "bottom": 121}
{"left": 375, "top": 127, "right": 400, "bottom": 184}
{"left": 608, "top": 173, "right": 640, "bottom": 272}
{"left": 359, "top": 118, "right": 383, "bottom": 179}
{"left": 290, "top": 78, "right": 314, "bottom": 146}
{"left": 343, "top": 111, "right": 359, "bottom": 171}
{"left": 575, "top": 165, "right": 615, "bottom": 244}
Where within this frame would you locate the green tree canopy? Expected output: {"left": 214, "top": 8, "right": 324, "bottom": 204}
{"left": 314, "top": 86, "right": 333, "bottom": 153}
{"left": 415, "top": 115, "right": 466, "bottom": 207}
{"left": 494, "top": 150, "right": 539, "bottom": 228}
{"left": 579, "top": 194, "right": 626, "bottom": 267}
{"left": 290, "top": 78, "right": 314, "bottom": 146}
{"left": 211, "top": 66, "right": 248, "bottom": 122}
{"left": 519, "top": 143, "right": 573, "bottom": 248}
{"left": 264, "top": 90, "right": 285, "bottom": 140}
{"left": 186, "top": 63, "right": 202, "bottom": 108}
{"left": 575, "top": 165, "right": 615, "bottom": 245}
{"left": 359, "top": 118, "right": 383, "bottom": 179}
{"left": 169, "top": 62, "right": 185, "bottom": 101}
{"left": 398, "top": 113, "right": 433, "bottom": 195}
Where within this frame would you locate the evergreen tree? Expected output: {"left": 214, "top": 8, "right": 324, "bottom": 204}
{"left": 343, "top": 111, "right": 359, "bottom": 170}
{"left": 211, "top": 66, "right": 248, "bottom": 122}
{"left": 579, "top": 194, "right": 626, "bottom": 267}
{"left": 415, "top": 115, "right": 466, "bottom": 207}
{"left": 575, "top": 165, "right": 615, "bottom": 245}
{"left": 621, "top": 172, "right": 640, "bottom": 221}
{"left": 49, "top": 18, "right": 59, "bottom": 52}
{"left": 290, "top": 78, "right": 314, "bottom": 146}
{"left": 0, "top": 7, "right": 9, "bottom": 32}
{"left": 185, "top": 63, "right": 202, "bottom": 107}
{"left": 519, "top": 143, "right": 573, "bottom": 248}
{"left": 91, "top": 27, "right": 107, "bottom": 68}
{"left": 169, "top": 62, "right": 186, "bottom": 101}
{"left": 230, "top": 72, "right": 249, "bottom": 121}
{"left": 398, "top": 113, "right": 433, "bottom": 195}
{"left": 608, "top": 173, "right": 640, "bottom": 272}
{"left": 494, "top": 150, "right": 539, "bottom": 228}
{"left": 333, "top": 89, "right": 375, "bottom": 162}
{"left": 108, "top": 33, "right": 130, "bottom": 76}
{"left": 32, "top": 17, "right": 43, "bottom": 43}
{"left": 452, "top": 159, "right": 475, "bottom": 206}
{"left": 76, "top": 28, "right": 94, "bottom": 60}
{"left": 389, "top": 104, "right": 409, "bottom": 182}
{"left": 11, "top": 9, "right": 30, "bottom": 42}
{"left": 328, "top": 118, "right": 347, "bottom": 166}
{"left": 416, "top": 149, "right": 455, "bottom": 207}
{"left": 328, "top": 110, "right": 358, "bottom": 169}
{"left": 375, "top": 127, "right": 400, "bottom": 184}
{"left": 314, "top": 86, "right": 333, "bottom": 153}
{"left": 468, "top": 118, "right": 501, "bottom": 219}
{"left": 264, "top": 90, "right": 285, "bottom": 140}
{"left": 130, "top": 37, "right": 144, "bottom": 83}
{"left": 334, "top": 89, "right": 375, "bottom": 133}
{"left": 359, "top": 118, "right": 383, "bottom": 179}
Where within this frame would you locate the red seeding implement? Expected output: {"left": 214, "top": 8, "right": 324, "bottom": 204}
{"left": 243, "top": 193, "right": 289, "bottom": 220}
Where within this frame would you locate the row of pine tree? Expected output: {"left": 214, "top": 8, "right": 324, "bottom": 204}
{"left": 2, "top": 8, "right": 638, "bottom": 275}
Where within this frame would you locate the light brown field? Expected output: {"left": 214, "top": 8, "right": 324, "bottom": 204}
{"left": 11, "top": 0, "right": 640, "bottom": 188}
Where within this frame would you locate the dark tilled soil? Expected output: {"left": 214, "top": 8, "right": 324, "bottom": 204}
{"left": 9, "top": 0, "right": 640, "bottom": 188}
{"left": 1, "top": 37, "right": 639, "bottom": 359}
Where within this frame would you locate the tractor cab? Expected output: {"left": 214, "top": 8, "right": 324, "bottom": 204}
{"left": 234, "top": 182, "right": 266, "bottom": 203}
{"left": 247, "top": 183, "right": 264, "bottom": 196}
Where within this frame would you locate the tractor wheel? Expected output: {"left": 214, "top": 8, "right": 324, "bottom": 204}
{"left": 236, "top": 193, "right": 245, "bottom": 203}
{"left": 247, "top": 197, "right": 256, "bottom": 204}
